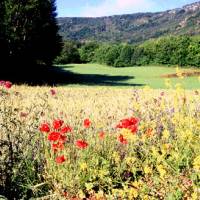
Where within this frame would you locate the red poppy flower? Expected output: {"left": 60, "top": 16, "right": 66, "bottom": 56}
{"left": 0, "top": 80, "right": 12, "bottom": 89}
{"left": 50, "top": 89, "right": 56, "bottom": 95}
{"left": 76, "top": 139, "right": 88, "bottom": 149}
{"left": 55, "top": 155, "right": 66, "bottom": 164}
{"left": 99, "top": 131, "right": 105, "bottom": 140}
{"left": 59, "top": 135, "right": 67, "bottom": 142}
{"left": 0, "top": 80, "right": 5, "bottom": 86}
{"left": 84, "top": 118, "right": 91, "bottom": 128}
{"left": 118, "top": 134, "right": 128, "bottom": 144}
{"left": 39, "top": 123, "right": 50, "bottom": 133}
{"left": 4, "top": 81, "right": 12, "bottom": 89}
{"left": 117, "top": 117, "right": 139, "bottom": 128}
{"left": 129, "top": 125, "right": 138, "bottom": 134}
{"left": 61, "top": 125, "right": 72, "bottom": 134}
{"left": 63, "top": 191, "right": 68, "bottom": 197}
{"left": 116, "top": 117, "right": 139, "bottom": 134}
{"left": 48, "top": 132, "right": 61, "bottom": 141}
{"left": 52, "top": 141, "right": 64, "bottom": 152}
{"left": 53, "top": 119, "right": 64, "bottom": 130}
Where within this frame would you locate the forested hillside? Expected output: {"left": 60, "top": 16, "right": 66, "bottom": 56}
{"left": 58, "top": 1, "right": 200, "bottom": 43}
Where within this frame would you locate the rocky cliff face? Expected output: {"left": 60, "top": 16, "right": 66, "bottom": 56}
{"left": 58, "top": 2, "right": 200, "bottom": 43}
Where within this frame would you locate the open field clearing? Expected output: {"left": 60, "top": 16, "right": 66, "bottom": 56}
{"left": 58, "top": 64, "right": 200, "bottom": 89}
{"left": 0, "top": 84, "right": 200, "bottom": 199}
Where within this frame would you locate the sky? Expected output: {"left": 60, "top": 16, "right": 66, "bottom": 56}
{"left": 56, "top": 0, "right": 199, "bottom": 17}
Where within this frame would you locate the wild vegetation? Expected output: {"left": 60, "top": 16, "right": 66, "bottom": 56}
{"left": 0, "top": 0, "right": 200, "bottom": 199}
{"left": 0, "top": 82, "right": 200, "bottom": 199}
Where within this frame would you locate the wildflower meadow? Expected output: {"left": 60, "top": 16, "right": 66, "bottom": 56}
{"left": 0, "top": 80, "right": 200, "bottom": 199}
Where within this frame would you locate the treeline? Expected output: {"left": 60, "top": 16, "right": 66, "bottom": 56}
{"left": 55, "top": 35, "right": 200, "bottom": 67}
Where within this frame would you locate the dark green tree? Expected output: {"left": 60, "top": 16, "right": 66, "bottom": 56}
{"left": 171, "top": 36, "right": 191, "bottom": 66}
{"left": 93, "top": 44, "right": 111, "bottom": 64}
{"left": 104, "top": 45, "right": 121, "bottom": 66}
{"left": 31, "top": 0, "right": 62, "bottom": 65}
{"left": 54, "top": 40, "right": 81, "bottom": 64}
{"left": 187, "top": 36, "right": 200, "bottom": 67}
{"left": 114, "top": 44, "right": 133, "bottom": 67}
{"left": 3, "top": 0, "right": 61, "bottom": 66}
{"left": 131, "top": 46, "right": 149, "bottom": 66}
{"left": 79, "top": 42, "right": 99, "bottom": 63}
{"left": 153, "top": 36, "right": 176, "bottom": 64}
{"left": 0, "top": 0, "right": 8, "bottom": 63}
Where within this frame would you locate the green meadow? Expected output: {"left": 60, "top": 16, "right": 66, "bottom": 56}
{"left": 58, "top": 64, "right": 200, "bottom": 89}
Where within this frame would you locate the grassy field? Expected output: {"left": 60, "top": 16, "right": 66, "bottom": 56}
{"left": 58, "top": 64, "right": 200, "bottom": 89}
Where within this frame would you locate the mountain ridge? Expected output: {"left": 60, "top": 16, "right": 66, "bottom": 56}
{"left": 58, "top": 1, "right": 200, "bottom": 43}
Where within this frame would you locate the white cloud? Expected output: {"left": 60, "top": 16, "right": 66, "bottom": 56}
{"left": 81, "top": 0, "right": 156, "bottom": 17}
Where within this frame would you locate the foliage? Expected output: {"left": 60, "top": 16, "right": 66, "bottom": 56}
{"left": 170, "top": 36, "right": 191, "bottom": 66}
{"left": 0, "top": 0, "right": 8, "bottom": 63}
{"left": 104, "top": 44, "right": 122, "bottom": 66}
{"left": 73, "top": 35, "right": 200, "bottom": 68}
{"left": 79, "top": 42, "right": 99, "bottom": 63}
{"left": 131, "top": 46, "right": 148, "bottom": 66}
{"left": 187, "top": 36, "right": 200, "bottom": 66}
{"left": 1, "top": 0, "right": 61, "bottom": 66}
{"left": 93, "top": 44, "right": 111, "bottom": 64}
{"left": 54, "top": 40, "right": 81, "bottom": 64}
{"left": 115, "top": 45, "right": 133, "bottom": 67}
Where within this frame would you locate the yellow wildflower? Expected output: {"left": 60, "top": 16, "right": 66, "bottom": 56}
{"left": 125, "top": 157, "right": 136, "bottom": 165}
{"left": 151, "top": 147, "right": 159, "bottom": 157}
{"left": 175, "top": 83, "right": 183, "bottom": 90}
{"left": 165, "top": 79, "right": 171, "bottom": 88}
{"left": 112, "top": 152, "right": 120, "bottom": 164}
{"left": 85, "top": 183, "right": 93, "bottom": 191}
{"left": 112, "top": 189, "right": 124, "bottom": 197}
{"left": 161, "top": 143, "right": 171, "bottom": 155}
{"left": 191, "top": 192, "right": 198, "bottom": 200}
{"left": 78, "top": 190, "right": 86, "bottom": 199}
{"left": 131, "top": 180, "right": 142, "bottom": 188}
{"left": 157, "top": 164, "right": 166, "bottom": 178}
{"left": 193, "top": 155, "right": 200, "bottom": 171}
{"left": 128, "top": 188, "right": 138, "bottom": 199}
{"left": 143, "top": 195, "right": 149, "bottom": 200}
{"left": 79, "top": 162, "right": 87, "bottom": 171}
{"left": 144, "top": 166, "right": 152, "bottom": 175}
{"left": 121, "top": 128, "right": 137, "bottom": 142}
{"left": 98, "top": 169, "right": 109, "bottom": 178}
{"left": 162, "top": 130, "right": 170, "bottom": 139}
{"left": 183, "top": 130, "right": 193, "bottom": 141}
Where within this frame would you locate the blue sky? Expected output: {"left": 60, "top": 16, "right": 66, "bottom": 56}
{"left": 56, "top": 0, "right": 199, "bottom": 17}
